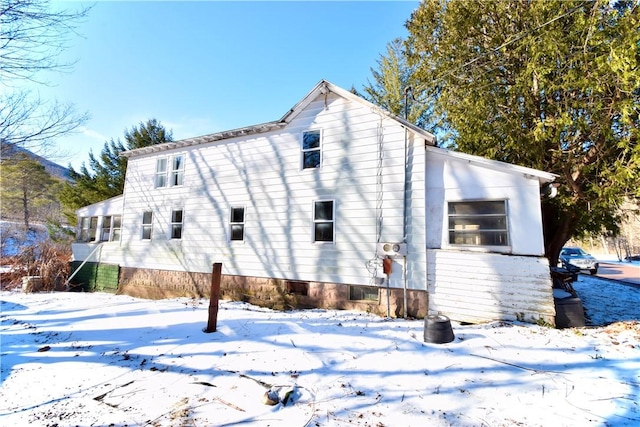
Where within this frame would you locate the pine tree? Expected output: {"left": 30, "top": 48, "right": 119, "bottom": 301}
{"left": 404, "top": 0, "right": 639, "bottom": 262}
{"left": 59, "top": 119, "right": 173, "bottom": 221}
{"left": 0, "top": 153, "right": 59, "bottom": 230}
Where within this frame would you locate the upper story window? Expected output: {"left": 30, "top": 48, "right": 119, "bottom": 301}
{"left": 155, "top": 155, "right": 184, "bottom": 188}
{"left": 171, "top": 209, "right": 183, "bottom": 239}
{"left": 448, "top": 200, "right": 509, "bottom": 246}
{"left": 155, "top": 158, "right": 167, "bottom": 188}
{"left": 170, "top": 155, "right": 185, "bottom": 186}
{"left": 313, "top": 200, "right": 334, "bottom": 243}
{"left": 230, "top": 207, "right": 245, "bottom": 241}
{"left": 301, "top": 130, "right": 321, "bottom": 169}
{"left": 142, "top": 211, "right": 153, "bottom": 240}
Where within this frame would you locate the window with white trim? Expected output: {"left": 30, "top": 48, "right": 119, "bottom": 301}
{"left": 79, "top": 217, "right": 90, "bottom": 242}
{"left": 301, "top": 130, "right": 321, "bottom": 169}
{"left": 313, "top": 200, "right": 334, "bottom": 242}
{"left": 170, "top": 155, "right": 184, "bottom": 186}
{"left": 448, "top": 200, "right": 509, "bottom": 246}
{"left": 170, "top": 209, "right": 183, "bottom": 239}
{"left": 111, "top": 215, "right": 122, "bottom": 241}
{"left": 100, "top": 216, "right": 112, "bottom": 241}
{"left": 155, "top": 155, "right": 184, "bottom": 188}
{"left": 155, "top": 158, "right": 167, "bottom": 188}
{"left": 142, "top": 211, "right": 153, "bottom": 240}
{"left": 230, "top": 207, "right": 245, "bottom": 241}
{"left": 88, "top": 217, "right": 98, "bottom": 242}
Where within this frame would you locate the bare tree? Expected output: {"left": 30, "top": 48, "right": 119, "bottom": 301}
{"left": 0, "top": 0, "right": 91, "bottom": 155}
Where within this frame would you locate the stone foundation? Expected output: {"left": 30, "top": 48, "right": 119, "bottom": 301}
{"left": 118, "top": 266, "right": 427, "bottom": 318}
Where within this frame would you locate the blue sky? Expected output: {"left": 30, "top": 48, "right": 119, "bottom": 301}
{"left": 29, "top": 1, "right": 419, "bottom": 170}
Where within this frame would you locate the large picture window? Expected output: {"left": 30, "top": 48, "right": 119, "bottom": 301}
{"left": 302, "top": 130, "right": 321, "bottom": 169}
{"left": 313, "top": 200, "right": 334, "bottom": 242}
{"left": 448, "top": 201, "right": 509, "bottom": 246}
{"left": 230, "top": 207, "right": 245, "bottom": 241}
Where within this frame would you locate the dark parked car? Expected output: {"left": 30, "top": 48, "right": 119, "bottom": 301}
{"left": 559, "top": 247, "right": 599, "bottom": 275}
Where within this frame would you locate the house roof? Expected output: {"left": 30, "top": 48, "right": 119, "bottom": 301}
{"left": 121, "top": 80, "right": 437, "bottom": 158}
{"left": 426, "top": 145, "right": 557, "bottom": 184}
{"left": 121, "top": 79, "right": 555, "bottom": 185}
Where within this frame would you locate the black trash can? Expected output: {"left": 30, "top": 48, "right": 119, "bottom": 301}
{"left": 424, "top": 314, "right": 455, "bottom": 344}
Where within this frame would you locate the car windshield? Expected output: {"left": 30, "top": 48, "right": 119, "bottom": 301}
{"left": 562, "top": 248, "right": 587, "bottom": 256}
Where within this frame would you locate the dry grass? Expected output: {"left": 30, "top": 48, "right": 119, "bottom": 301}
{"left": 0, "top": 241, "right": 71, "bottom": 291}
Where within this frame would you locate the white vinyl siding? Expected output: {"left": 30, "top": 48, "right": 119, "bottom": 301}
{"left": 115, "top": 92, "right": 425, "bottom": 288}
{"left": 427, "top": 250, "right": 555, "bottom": 324}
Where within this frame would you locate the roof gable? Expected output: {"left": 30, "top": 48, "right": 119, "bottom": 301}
{"left": 122, "top": 79, "right": 436, "bottom": 158}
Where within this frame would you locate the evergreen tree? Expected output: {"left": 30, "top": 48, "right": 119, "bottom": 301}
{"left": 59, "top": 119, "right": 173, "bottom": 221}
{"left": 403, "top": 0, "right": 639, "bottom": 262}
{"left": 0, "top": 153, "right": 59, "bottom": 230}
{"left": 362, "top": 38, "right": 443, "bottom": 136}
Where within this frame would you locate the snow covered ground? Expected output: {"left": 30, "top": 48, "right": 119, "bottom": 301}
{"left": 0, "top": 273, "right": 638, "bottom": 427}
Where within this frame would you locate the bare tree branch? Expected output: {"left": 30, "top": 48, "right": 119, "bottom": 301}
{"left": 0, "top": 0, "right": 91, "bottom": 85}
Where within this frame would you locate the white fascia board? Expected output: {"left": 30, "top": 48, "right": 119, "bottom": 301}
{"left": 426, "top": 145, "right": 557, "bottom": 184}
{"left": 122, "top": 79, "right": 437, "bottom": 159}
{"left": 75, "top": 194, "right": 125, "bottom": 216}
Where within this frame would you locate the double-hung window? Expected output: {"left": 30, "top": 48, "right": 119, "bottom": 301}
{"left": 302, "top": 130, "right": 321, "bottom": 169}
{"left": 170, "top": 155, "right": 184, "bottom": 186}
{"left": 171, "top": 209, "right": 183, "bottom": 239}
{"left": 448, "top": 200, "right": 509, "bottom": 246}
{"left": 100, "top": 215, "right": 122, "bottom": 242}
{"left": 155, "top": 155, "right": 184, "bottom": 188}
{"left": 79, "top": 217, "right": 90, "bottom": 242}
{"left": 155, "top": 158, "right": 167, "bottom": 188}
{"left": 88, "top": 217, "right": 98, "bottom": 242}
{"left": 230, "top": 207, "right": 245, "bottom": 241}
{"left": 142, "top": 211, "right": 153, "bottom": 240}
{"left": 100, "top": 216, "right": 112, "bottom": 241}
{"left": 313, "top": 200, "right": 334, "bottom": 243}
{"left": 110, "top": 215, "right": 122, "bottom": 241}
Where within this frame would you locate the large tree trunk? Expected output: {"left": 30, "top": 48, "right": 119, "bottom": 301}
{"left": 542, "top": 200, "right": 577, "bottom": 266}
{"left": 21, "top": 180, "right": 30, "bottom": 230}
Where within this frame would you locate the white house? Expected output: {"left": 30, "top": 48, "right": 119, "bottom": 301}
{"left": 72, "top": 80, "right": 558, "bottom": 324}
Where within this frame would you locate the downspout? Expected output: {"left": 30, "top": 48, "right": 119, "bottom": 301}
{"left": 402, "top": 87, "right": 411, "bottom": 318}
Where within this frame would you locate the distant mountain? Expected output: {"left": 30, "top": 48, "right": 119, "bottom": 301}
{"left": 0, "top": 142, "right": 71, "bottom": 181}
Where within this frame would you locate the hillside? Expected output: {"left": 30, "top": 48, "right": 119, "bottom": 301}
{"left": 0, "top": 142, "right": 71, "bottom": 180}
